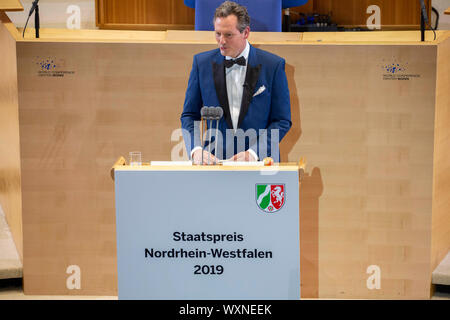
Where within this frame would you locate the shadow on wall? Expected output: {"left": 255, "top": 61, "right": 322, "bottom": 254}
{"left": 282, "top": 62, "right": 323, "bottom": 298}
{"left": 281, "top": 63, "right": 301, "bottom": 162}
{"left": 300, "top": 167, "right": 323, "bottom": 298}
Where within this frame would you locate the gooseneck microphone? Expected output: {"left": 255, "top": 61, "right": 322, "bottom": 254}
{"left": 34, "top": 2, "right": 40, "bottom": 39}
{"left": 200, "top": 106, "right": 208, "bottom": 165}
{"left": 420, "top": 0, "right": 429, "bottom": 25}
{"left": 214, "top": 107, "right": 224, "bottom": 163}
{"left": 419, "top": 0, "right": 435, "bottom": 41}
{"left": 206, "top": 107, "right": 214, "bottom": 165}
{"left": 23, "top": 0, "right": 40, "bottom": 39}
{"left": 420, "top": 0, "right": 428, "bottom": 42}
{"left": 199, "top": 106, "right": 224, "bottom": 165}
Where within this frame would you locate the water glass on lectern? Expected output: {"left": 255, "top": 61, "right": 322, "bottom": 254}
{"left": 129, "top": 151, "right": 142, "bottom": 166}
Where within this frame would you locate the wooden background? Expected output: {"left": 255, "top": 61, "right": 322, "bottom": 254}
{"left": 432, "top": 33, "right": 450, "bottom": 277}
{"left": 0, "top": 12, "right": 23, "bottom": 258}
{"left": 96, "top": 0, "right": 195, "bottom": 30}
{"left": 95, "top": 0, "right": 431, "bottom": 30}
{"left": 2, "top": 28, "right": 446, "bottom": 298}
{"left": 1, "top": 4, "right": 449, "bottom": 298}
{"left": 0, "top": 0, "right": 23, "bottom": 11}
{"left": 291, "top": 0, "right": 432, "bottom": 29}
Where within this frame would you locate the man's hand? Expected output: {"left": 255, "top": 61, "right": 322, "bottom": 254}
{"left": 229, "top": 151, "right": 256, "bottom": 162}
{"left": 192, "top": 149, "right": 218, "bottom": 165}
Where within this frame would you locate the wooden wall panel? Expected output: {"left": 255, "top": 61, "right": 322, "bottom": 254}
{"left": 0, "top": 0, "right": 23, "bottom": 11}
{"left": 431, "top": 37, "right": 450, "bottom": 277}
{"left": 96, "top": 0, "right": 432, "bottom": 31}
{"left": 267, "top": 42, "right": 437, "bottom": 298}
{"left": 96, "top": 0, "right": 194, "bottom": 30}
{"left": 12, "top": 30, "right": 449, "bottom": 298}
{"left": 0, "top": 12, "right": 23, "bottom": 259}
{"left": 290, "top": 0, "right": 432, "bottom": 30}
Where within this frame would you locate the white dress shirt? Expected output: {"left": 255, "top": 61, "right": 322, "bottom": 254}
{"left": 224, "top": 41, "right": 258, "bottom": 160}
{"left": 225, "top": 40, "right": 250, "bottom": 132}
{"left": 192, "top": 40, "right": 258, "bottom": 160}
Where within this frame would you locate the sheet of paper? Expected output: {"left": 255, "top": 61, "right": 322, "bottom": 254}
{"left": 150, "top": 161, "right": 192, "bottom": 166}
{"left": 220, "top": 161, "right": 264, "bottom": 166}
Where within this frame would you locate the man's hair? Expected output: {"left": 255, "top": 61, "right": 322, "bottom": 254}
{"left": 213, "top": 1, "right": 250, "bottom": 33}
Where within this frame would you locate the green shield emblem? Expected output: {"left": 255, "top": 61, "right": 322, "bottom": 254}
{"left": 256, "top": 184, "right": 285, "bottom": 213}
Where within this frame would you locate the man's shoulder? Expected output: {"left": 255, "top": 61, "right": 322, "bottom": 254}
{"left": 252, "top": 46, "right": 285, "bottom": 65}
{"left": 193, "top": 48, "right": 221, "bottom": 62}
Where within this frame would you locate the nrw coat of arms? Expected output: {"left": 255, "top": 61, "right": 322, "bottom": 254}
{"left": 256, "top": 184, "right": 285, "bottom": 213}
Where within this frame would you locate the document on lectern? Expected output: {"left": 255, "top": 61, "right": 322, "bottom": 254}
{"left": 150, "top": 161, "right": 193, "bottom": 166}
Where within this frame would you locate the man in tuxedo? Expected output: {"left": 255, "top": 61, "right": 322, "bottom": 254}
{"left": 181, "top": 1, "right": 291, "bottom": 164}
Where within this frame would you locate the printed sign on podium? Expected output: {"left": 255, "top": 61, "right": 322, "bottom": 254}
{"left": 114, "top": 164, "right": 300, "bottom": 299}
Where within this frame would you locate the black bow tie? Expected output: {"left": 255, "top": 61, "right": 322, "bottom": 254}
{"left": 224, "top": 56, "right": 246, "bottom": 68}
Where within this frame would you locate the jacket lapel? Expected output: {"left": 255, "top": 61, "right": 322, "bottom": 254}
{"left": 237, "top": 45, "right": 261, "bottom": 129}
{"left": 212, "top": 52, "right": 233, "bottom": 129}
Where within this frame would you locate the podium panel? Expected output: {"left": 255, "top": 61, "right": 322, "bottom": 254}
{"left": 114, "top": 166, "right": 300, "bottom": 299}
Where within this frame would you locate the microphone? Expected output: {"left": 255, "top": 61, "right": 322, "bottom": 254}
{"left": 28, "top": 0, "right": 39, "bottom": 17}
{"left": 200, "top": 106, "right": 208, "bottom": 165}
{"left": 199, "top": 106, "right": 223, "bottom": 165}
{"left": 420, "top": 0, "right": 429, "bottom": 25}
{"left": 200, "top": 106, "right": 208, "bottom": 118}
{"left": 420, "top": 0, "right": 428, "bottom": 42}
{"left": 208, "top": 107, "right": 218, "bottom": 164}
{"left": 206, "top": 107, "right": 213, "bottom": 164}
{"left": 214, "top": 107, "right": 223, "bottom": 164}
{"left": 206, "top": 106, "right": 216, "bottom": 165}
{"left": 23, "top": 0, "right": 40, "bottom": 39}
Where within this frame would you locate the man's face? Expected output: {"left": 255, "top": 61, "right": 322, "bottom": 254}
{"left": 214, "top": 14, "right": 249, "bottom": 58}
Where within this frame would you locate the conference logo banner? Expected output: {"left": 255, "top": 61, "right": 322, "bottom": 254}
{"left": 34, "top": 56, "right": 76, "bottom": 78}
{"left": 379, "top": 57, "right": 420, "bottom": 81}
{"left": 256, "top": 184, "right": 285, "bottom": 213}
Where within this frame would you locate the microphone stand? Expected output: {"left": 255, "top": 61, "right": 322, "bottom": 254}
{"left": 420, "top": 0, "right": 427, "bottom": 42}
{"left": 22, "top": 0, "right": 40, "bottom": 39}
{"left": 35, "top": 2, "right": 40, "bottom": 39}
{"left": 421, "top": 8, "right": 425, "bottom": 42}
{"left": 201, "top": 117, "right": 204, "bottom": 165}
{"left": 200, "top": 107, "right": 207, "bottom": 165}
{"left": 199, "top": 107, "right": 222, "bottom": 165}
{"left": 214, "top": 117, "right": 219, "bottom": 164}
{"left": 214, "top": 107, "right": 223, "bottom": 165}
{"left": 207, "top": 118, "right": 211, "bottom": 165}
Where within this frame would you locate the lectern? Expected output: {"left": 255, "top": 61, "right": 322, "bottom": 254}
{"left": 113, "top": 160, "right": 303, "bottom": 299}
